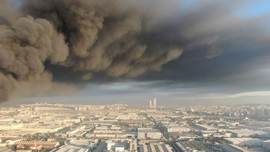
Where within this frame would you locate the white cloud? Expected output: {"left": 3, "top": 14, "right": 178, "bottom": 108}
{"left": 197, "top": 91, "right": 270, "bottom": 100}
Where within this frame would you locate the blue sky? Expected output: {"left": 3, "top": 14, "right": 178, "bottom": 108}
{"left": 240, "top": 0, "right": 270, "bottom": 16}
{"left": 181, "top": 0, "right": 270, "bottom": 17}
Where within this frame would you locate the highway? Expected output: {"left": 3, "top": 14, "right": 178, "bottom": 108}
{"left": 92, "top": 141, "right": 106, "bottom": 152}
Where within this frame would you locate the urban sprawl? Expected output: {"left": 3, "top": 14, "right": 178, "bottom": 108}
{"left": 0, "top": 99, "right": 270, "bottom": 152}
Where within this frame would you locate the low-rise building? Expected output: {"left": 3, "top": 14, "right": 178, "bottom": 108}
{"left": 139, "top": 143, "right": 172, "bottom": 152}
{"left": 137, "top": 128, "right": 163, "bottom": 139}
{"left": 167, "top": 126, "right": 191, "bottom": 133}
{"left": 225, "top": 138, "right": 263, "bottom": 147}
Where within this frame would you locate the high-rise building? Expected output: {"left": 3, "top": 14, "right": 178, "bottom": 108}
{"left": 149, "top": 100, "right": 153, "bottom": 109}
{"left": 149, "top": 98, "right": 157, "bottom": 109}
{"left": 153, "top": 98, "right": 157, "bottom": 109}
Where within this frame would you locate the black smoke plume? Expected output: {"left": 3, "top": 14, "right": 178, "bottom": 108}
{"left": 0, "top": 0, "right": 183, "bottom": 102}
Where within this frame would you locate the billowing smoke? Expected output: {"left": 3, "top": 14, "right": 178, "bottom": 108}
{"left": 0, "top": 0, "right": 183, "bottom": 102}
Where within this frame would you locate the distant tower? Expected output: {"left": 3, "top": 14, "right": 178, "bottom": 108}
{"left": 149, "top": 98, "right": 157, "bottom": 109}
{"left": 153, "top": 98, "right": 157, "bottom": 109}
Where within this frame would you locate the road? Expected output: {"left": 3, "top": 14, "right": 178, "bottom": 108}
{"left": 170, "top": 142, "right": 182, "bottom": 152}
{"left": 92, "top": 141, "right": 107, "bottom": 152}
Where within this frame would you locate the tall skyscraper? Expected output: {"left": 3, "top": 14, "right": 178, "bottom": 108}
{"left": 149, "top": 98, "right": 157, "bottom": 109}
{"left": 149, "top": 100, "right": 153, "bottom": 109}
{"left": 153, "top": 98, "right": 157, "bottom": 109}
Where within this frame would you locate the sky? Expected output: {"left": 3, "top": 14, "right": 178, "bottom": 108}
{"left": 1, "top": 0, "right": 270, "bottom": 106}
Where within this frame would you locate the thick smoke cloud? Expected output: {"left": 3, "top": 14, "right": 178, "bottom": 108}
{"left": 0, "top": 0, "right": 182, "bottom": 102}
{"left": 1, "top": 0, "right": 269, "bottom": 103}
